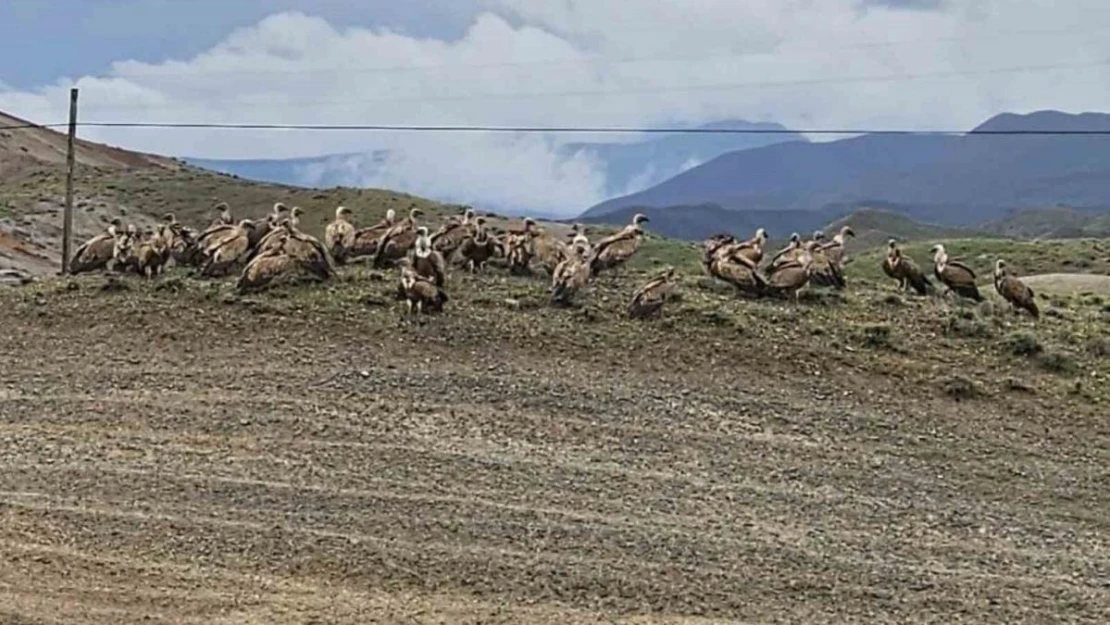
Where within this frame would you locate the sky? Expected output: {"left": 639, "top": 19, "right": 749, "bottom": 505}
{"left": 3, "top": 0, "right": 1110, "bottom": 214}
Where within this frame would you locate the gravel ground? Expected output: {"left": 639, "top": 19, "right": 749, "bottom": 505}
{"left": 0, "top": 268, "right": 1106, "bottom": 624}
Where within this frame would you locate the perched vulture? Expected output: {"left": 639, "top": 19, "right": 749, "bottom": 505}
{"left": 531, "top": 226, "right": 572, "bottom": 276}
{"left": 214, "top": 202, "right": 233, "bottom": 225}
{"left": 881, "top": 239, "right": 900, "bottom": 286}
{"left": 765, "top": 242, "right": 816, "bottom": 303}
{"left": 373, "top": 205, "right": 424, "bottom": 267}
{"left": 456, "top": 217, "right": 499, "bottom": 272}
{"left": 732, "top": 227, "right": 768, "bottom": 265}
{"left": 588, "top": 213, "right": 649, "bottom": 278}
{"left": 430, "top": 208, "right": 475, "bottom": 260}
{"left": 245, "top": 202, "right": 289, "bottom": 250}
{"left": 931, "top": 244, "right": 983, "bottom": 302}
{"left": 410, "top": 226, "right": 447, "bottom": 288}
{"left": 398, "top": 258, "right": 447, "bottom": 314}
{"left": 282, "top": 210, "right": 335, "bottom": 281}
{"left": 820, "top": 225, "right": 855, "bottom": 266}
{"left": 111, "top": 227, "right": 141, "bottom": 275}
{"left": 167, "top": 219, "right": 200, "bottom": 267}
{"left": 804, "top": 241, "right": 846, "bottom": 289}
{"left": 886, "top": 241, "right": 933, "bottom": 296}
{"left": 550, "top": 243, "right": 592, "bottom": 306}
{"left": 200, "top": 219, "right": 255, "bottom": 277}
{"left": 504, "top": 218, "right": 537, "bottom": 273}
{"left": 250, "top": 204, "right": 301, "bottom": 260}
{"left": 69, "top": 218, "right": 123, "bottom": 274}
{"left": 769, "top": 233, "right": 802, "bottom": 269}
{"left": 236, "top": 238, "right": 298, "bottom": 294}
{"left": 325, "top": 205, "right": 356, "bottom": 265}
{"left": 994, "top": 259, "right": 1039, "bottom": 318}
{"left": 346, "top": 208, "right": 397, "bottom": 260}
{"left": 127, "top": 228, "right": 170, "bottom": 278}
{"left": 196, "top": 203, "right": 236, "bottom": 247}
{"left": 705, "top": 236, "right": 766, "bottom": 297}
{"left": 628, "top": 266, "right": 677, "bottom": 319}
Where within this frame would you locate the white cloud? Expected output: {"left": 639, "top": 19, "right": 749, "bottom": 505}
{"left": 3, "top": 1, "right": 1110, "bottom": 214}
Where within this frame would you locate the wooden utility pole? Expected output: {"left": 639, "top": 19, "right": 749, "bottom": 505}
{"left": 61, "top": 87, "right": 78, "bottom": 274}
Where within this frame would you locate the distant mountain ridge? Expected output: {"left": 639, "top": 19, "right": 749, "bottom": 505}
{"left": 581, "top": 110, "right": 1110, "bottom": 238}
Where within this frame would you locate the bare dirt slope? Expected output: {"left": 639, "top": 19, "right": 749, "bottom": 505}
{"left": 0, "top": 245, "right": 1107, "bottom": 624}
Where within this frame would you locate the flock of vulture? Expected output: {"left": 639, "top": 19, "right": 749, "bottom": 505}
{"left": 64, "top": 201, "right": 1042, "bottom": 320}
{"left": 698, "top": 225, "right": 1039, "bottom": 317}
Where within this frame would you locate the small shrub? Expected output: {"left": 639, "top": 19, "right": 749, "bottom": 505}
{"left": 1003, "top": 378, "right": 1035, "bottom": 394}
{"left": 942, "top": 376, "right": 979, "bottom": 401}
{"left": 1086, "top": 336, "right": 1110, "bottom": 359}
{"left": 1037, "top": 351, "right": 1077, "bottom": 375}
{"left": 858, "top": 324, "right": 892, "bottom": 349}
{"left": 1004, "top": 331, "right": 1042, "bottom": 357}
{"left": 944, "top": 314, "right": 993, "bottom": 339}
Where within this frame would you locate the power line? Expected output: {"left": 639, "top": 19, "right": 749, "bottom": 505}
{"left": 5, "top": 120, "right": 1110, "bottom": 136}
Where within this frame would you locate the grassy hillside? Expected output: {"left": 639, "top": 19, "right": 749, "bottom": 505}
{"left": 823, "top": 208, "right": 986, "bottom": 253}
{"left": 850, "top": 237, "right": 1110, "bottom": 287}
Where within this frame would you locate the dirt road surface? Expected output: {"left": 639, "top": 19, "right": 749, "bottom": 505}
{"left": 0, "top": 275, "right": 1106, "bottom": 625}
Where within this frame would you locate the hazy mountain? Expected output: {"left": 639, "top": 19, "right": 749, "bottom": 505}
{"left": 182, "top": 119, "right": 805, "bottom": 209}
{"left": 582, "top": 110, "right": 1110, "bottom": 237}
{"left": 559, "top": 119, "right": 805, "bottom": 196}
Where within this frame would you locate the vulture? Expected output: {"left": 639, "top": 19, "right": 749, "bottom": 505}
{"left": 111, "top": 226, "right": 141, "bottom": 275}
{"left": 884, "top": 240, "right": 933, "bottom": 296}
{"left": 505, "top": 218, "right": 537, "bottom": 273}
{"left": 282, "top": 210, "right": 335, "bottom": 281}
{"left": 551, "top": 242, "right": 592, "bottom": 307}
{"left": 398, "top": 258, "right": 447, "bottom": 314}
{"left": 373, "top": 205, "right": 424, "bottom": 267}
{"left": 123, "top": 227, "right": 170, "bottom": 278}
{"left": 931, "top": 244, "right": 983, "bottom": 302}
{"left": 162, "top": 214, "right": 200, "bottom": 267}
{"left": 409, "top": 226, "right": 447, "bottom": 288}
{"left": 881, "top": 239, "right": 900, "bottom": 286}
{"left": 705, "top": 236, "right": 767, "bottom": 297}
{"left": 251, "top": 204, "right": 300, "bottom": 258}
{"left": 245, "top": 202, "right": 288, "bottom": 250}
{"left": 196, "top": 203, "right": 236, "bottom": 246}
{"left": 531, "top": 225, "right": 573, "bottom": 275}
{"left": 769, "top": 233, "right": 802, "bottom": 269}
{"left": 732, "top": 227, "right": 769, "bottom": 265}
{"left": 347, "top": 208, "right": 397, "bottom": 260}
{"left": 628, "top": 266, "right": 677, "bottom": 319}
{"left": 325, "top": 205, "right": 356, "bottom": 265}
{"left": 994, "top": 259, "right": 1039, "bottom": 319}
{"left": 457, "top": 217, "right": 499, "bottom": 272}
{"left": 820, "top": 225, "right": 856, "bottom": 266}
{"left": 588, "top": 213, "right": 649, "bottom": 278}
{"left": 568, "top": 228, "right": 591, "bottom": 256}
{"left": 803, "top": 241, "right": 846, "bottom": 289}
{"left": 765, "top": 241, "right": 816, "bottom": 303}
{"left": 236, "top": 237, "right": 298, "bottom": 294}
{"left": 430, "top": 208, "right": 475, "bottom": 261}
{"left": 69, "top": 218, "right": 123, "bottom": 274}
{"left": 200, "top": 219, "right": 255, "bottom": 277}
{"left": 210, "top": 202, "right": 233, "bottom": 227}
